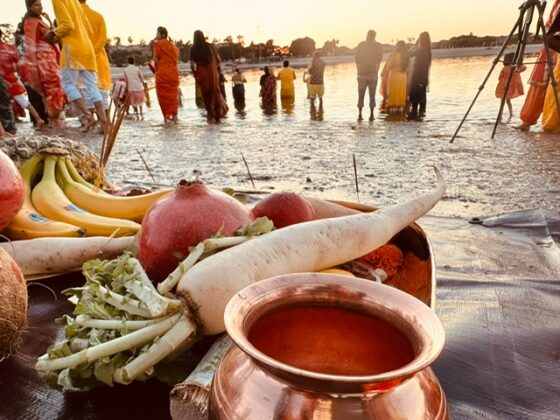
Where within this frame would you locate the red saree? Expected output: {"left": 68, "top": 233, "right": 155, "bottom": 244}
{"left": 192, "top": 46, "right": 228, "bottom": 121}
{"left": 154, "top": 39, "right": 179, "bottom": 120}
{"left": 23, "top": 16, "right": 64, "bottom": 117}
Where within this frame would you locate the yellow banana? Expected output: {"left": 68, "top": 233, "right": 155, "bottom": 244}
{"left": 57, "top": 158, "right": 172, "bottom": 222}
{"left": 3, "top": 154, "right": 86, "bottom": 240}
{"left": 64, "top": 157, "right": 107, "bottom": 193}
{"left": 32, "top": 156, "right": 141, "bottom": 237}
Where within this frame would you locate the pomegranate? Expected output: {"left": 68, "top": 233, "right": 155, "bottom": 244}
{"left": 251, "top": 192, "right": 317, "bottom": 228}
{"left": 0, "top": 151, "right": 24, "bottom": 232}
{"left": 138, "top": 181, "right": 254, "bottom": 282}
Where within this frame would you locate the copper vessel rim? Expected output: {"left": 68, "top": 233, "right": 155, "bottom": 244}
{"left": 224, "top": 273, "right": 446, "bottom": 385}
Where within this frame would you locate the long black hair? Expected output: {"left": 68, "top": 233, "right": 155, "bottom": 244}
{"left": 418, "top": 32, "right": 432, "bottom": 65}
{"left": 189, "top": 30, "right": 213, "bottom": 65}
{"left": 396, "top": 41, "right": 410, "bottom": 72}
{"left": 157, "top": 26, "right": 168, "bottom": 40}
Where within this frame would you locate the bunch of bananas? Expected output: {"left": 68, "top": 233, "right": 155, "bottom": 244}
{"left": 3, "top": 154, "right": 172, "bottom": 240}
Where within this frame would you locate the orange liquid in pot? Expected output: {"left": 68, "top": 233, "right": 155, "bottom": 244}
{"left": 248, "top": 306, "right": 415, "bottom": 376}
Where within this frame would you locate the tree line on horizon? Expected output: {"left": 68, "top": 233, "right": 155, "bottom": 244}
{"left": 104, "top": 32, "right": 546, "bottom": 67}
{"left": 0, "top": 23, "right": 543, "bottom": 67}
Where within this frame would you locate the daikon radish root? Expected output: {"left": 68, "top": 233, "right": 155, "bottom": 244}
{"left": 304, "top": 197, "right": 361, "bottom": 219}
{"left": 0, "top": 248, "right": 27, "bottom": 360}
{"left": 178, "top": 167, "right": 446, "bottom": 334}
{"left": 0, "top": 236, "right": 135, "bottom": 277}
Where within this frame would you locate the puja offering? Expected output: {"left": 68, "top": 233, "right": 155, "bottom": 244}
{"left": 32, "top": 168, "right": 445, "bottom": 391}
{"left": 209, "top": 273, "right": 448, "bottom": 419}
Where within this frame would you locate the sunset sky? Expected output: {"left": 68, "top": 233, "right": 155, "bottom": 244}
{"left": 3, "top": 0, "right": 525, "bottom": 47}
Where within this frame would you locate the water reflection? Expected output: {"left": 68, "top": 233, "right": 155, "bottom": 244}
{"left": 66, "top": 56, "right": 560, "bottom": 218}
{"left": 281, "top": 97, "right": 295, "bottom": 114}
{"left": 310, "top": 102, "right": 324, "bottom": 121}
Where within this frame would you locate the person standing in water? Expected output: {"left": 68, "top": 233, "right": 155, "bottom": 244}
{"left": 308, "top": 50, "right": 325, "bottom": 107}
{"left": 153, "top": 26, "right": 180, "bottom": 124}
{"left": 277, "top": 60, "right": 296, "bottom": 105}
{"left": 190, "top": 30, "right": 228, "bottom": 122}
{"left": 495, "top": 52, "right": 526, "bottom": 120}
{"left": 408, "top": 31, "right": 432, "bottom": 119}
{"left": 124, "top": 56, "right": 145, "bottom": 119}
{"left": 259, "top": 66, "right": 277, "bottom": 111}
{"left": 231, "top": 67, "right": 247, "bottom": 110}
{"left": 49, "top": 0, "right": 107, "bottom": 132}
{"left": 355, "top": 30, "right": 383, "bottom": 121}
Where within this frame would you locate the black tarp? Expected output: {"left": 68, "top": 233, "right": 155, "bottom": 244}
{"left": 1, "top": 209, "right": 559, "bottom": 419}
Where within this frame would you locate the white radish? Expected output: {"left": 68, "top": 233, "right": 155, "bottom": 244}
{"left": 304, "top": 197, "right": 361, "bottom": 219}
{"left": 178, "top": 167, "right": 446, "bottom": 335}
{"left": 0, "top": 236, "right": 135, "bottom": 277}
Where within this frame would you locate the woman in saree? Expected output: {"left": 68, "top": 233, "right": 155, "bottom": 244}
{"left": 154, "top": 26, "right": 179, "bottom": 124}
{"left": 21, "top": 0, "right": 64, "bottom": 128}
{"left": 259, "top": 66, "right": 277, "bottom": 110}
{"left": 408, "top": 32, "right": 432, "bottom": 118}
{"left": 541, "top": 57, "right": 560, "bottom": 132}
{"left": 517, "top": 0, "right": 560, "bottom": 131}
{"left": 383, "top": 41, "right": 409, "bottom": 115}
{"left": 189, "top": 30, "right": 228, "bottom": 122}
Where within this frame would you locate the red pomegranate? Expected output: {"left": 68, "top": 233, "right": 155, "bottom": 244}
{"left": 138, "top": 180, "right": 254, "bottom": 282}
{"left": 0, "top": 151, "right": 24, "bottom": 232}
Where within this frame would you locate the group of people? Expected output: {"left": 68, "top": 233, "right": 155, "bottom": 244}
{"left": 4, "top": 2, "right": 560, "bottom": 135}
{"left": 354, "top": 30, "right": 432, "bottom": 121}
{"left": 0, "top": 0, "right": 120, "bottom": 136}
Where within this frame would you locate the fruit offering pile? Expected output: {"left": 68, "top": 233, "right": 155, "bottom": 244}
{"left": 3, "top": 154, "right": 171, "bottom": 240}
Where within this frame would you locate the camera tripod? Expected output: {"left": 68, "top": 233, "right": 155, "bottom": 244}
{"left": 450, "top": 0, "right": 560, "bottom": 143}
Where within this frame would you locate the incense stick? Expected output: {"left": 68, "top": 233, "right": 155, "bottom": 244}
{"left": 136, "top": 150, "right": 157, "bottom": 183}
{"left": 241, "top": 153, "right": 256, "bottom": 189}
{"left": 353, "top": 154, "right": 360, "bottom": 203}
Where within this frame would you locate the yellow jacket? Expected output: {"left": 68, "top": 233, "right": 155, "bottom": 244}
{"left": 81, "top": 3, "right": 111, "bottom": 90}
{"left": 52, "top": 0, "right": 96, "bottom": 71}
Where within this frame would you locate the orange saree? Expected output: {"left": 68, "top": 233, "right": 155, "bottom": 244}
{"left": 154, "top": 39, "right": 179, "bottom": 120}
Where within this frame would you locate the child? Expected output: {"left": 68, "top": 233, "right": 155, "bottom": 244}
{"left": 496, "top": 52, "right": 526, "bottom": 119}
{"left": 124, "top": 57, "right": 146, "bottom": 120}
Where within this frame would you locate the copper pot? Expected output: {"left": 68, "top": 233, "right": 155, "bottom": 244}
{"left": 209, "top": 273, "right": 448, "bottom": 419}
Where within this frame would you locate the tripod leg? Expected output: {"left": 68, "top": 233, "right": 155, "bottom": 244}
{"left": 537, "top": 13, "right": 560, "bottom": 128}
{"left": 491, "top": 3, "right": 536, "bottom": 139}
{"left": 450, "top": 12, "right": 524, "bottom": 143}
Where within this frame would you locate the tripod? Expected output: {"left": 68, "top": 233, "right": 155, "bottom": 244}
{"left": 450, "top": 0, "right": 560, "bottom": 143}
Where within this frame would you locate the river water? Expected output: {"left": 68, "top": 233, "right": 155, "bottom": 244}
{"left": 45, "top": 56, "right": 560, "bottom": 218}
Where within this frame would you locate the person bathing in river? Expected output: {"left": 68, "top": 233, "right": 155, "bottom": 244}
{"left": 124, "top": 56, "right": 145, "bottom": 119}
{"left": 495, "top": 52, "right": 526, "bottom": 120}
{"left": 308, "top": 50, "right": 325, "bottom": 107}
{"left": 382, "top": 41, "right": 409, "bottom": 115}
{"left": 277, "top": 60, "right": 296, "bottom": 105}
{"left": 355, "top": 30, "right": 383, "bottom": 121}
{"left": 153, "top": 26, "right": 180, "bottom": 124}
{"left": 259, "top": 66, "right": 277, "bottom": 110}
{"left": 231, "top": 67, "right": 247, "bottom": 110}
{"left": 408, "top": 32, "right": 432, "bottom": 119}
{"left": 190, "top": 30, "right": 228, "bottom": 122}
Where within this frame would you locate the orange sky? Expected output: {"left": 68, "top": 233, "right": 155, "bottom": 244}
{"left": 3, "top": 0, "right": 530, "bottom": 47}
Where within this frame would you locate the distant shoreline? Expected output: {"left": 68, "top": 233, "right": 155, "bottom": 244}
{"left": 111, "top": 44, "right": 542, "bottom": 79}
